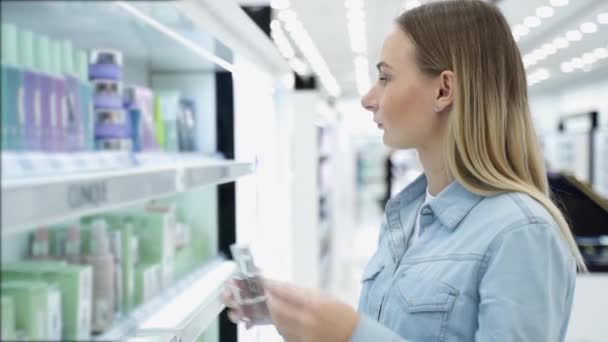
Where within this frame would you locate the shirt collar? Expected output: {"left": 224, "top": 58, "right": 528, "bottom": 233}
{"left": 389, "top": 173, "right": 485, "bottom": 232}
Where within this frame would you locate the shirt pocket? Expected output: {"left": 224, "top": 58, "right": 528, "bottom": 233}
{"left": 393, "top": 273, "right": 459, "bottom": 342}
{"left": 358, "top": 255, "right": 385, "bottom": 314}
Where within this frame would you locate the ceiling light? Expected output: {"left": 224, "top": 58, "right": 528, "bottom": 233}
{"left": 532, "top": 49, "right": 547, "bottom": 61}
{"left": 572, "top": 57, "right": 583, "bottom": 68}
{"left": 580, "top": 22, "right": 598, "bottom": 34}
{"left": 536, "top": 6, "right": 555, "bottom": 18}
{"left": 594, "top": 47, "right": 608, "bottom": 59}
{"left": 561, "top": 62, "right": 573, "bottom": 73}
{"left": 270, "top": 0, "right": 290, "bottom": 10}
{"left": 537, "top": 69, "right": 550, "bottom": 80}
{"left": 542, "top": 43, "right": 557, "bottom": 55}
{"left": 550, "top": 0, "right": 568, "bottom": 7}
{"left": 582, "top": 52, "right": 597, "bottom": 65}
{"left": 403, "top": 0, "right": 422, "bottom": 11}
{"left": 566, "top": 30, "right": 582, "bottom": 41}
{"left": 513, "top": 25, "right": 530, "bottom": 37}
{"left": 524, "top": 16, "right": 542, "bottom": 28}
{"left": 553, "top": 37, "right": 569, "bottom": 49}
{"left": 344, "top": 0, "right": 364, "bottom": 10}
{"left": 598, "top": 13, "right": 608, "bottom": 25}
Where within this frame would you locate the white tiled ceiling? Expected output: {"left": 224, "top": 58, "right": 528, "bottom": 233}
{"left": 241, "top": 0, "right": 608, "bottom": 97}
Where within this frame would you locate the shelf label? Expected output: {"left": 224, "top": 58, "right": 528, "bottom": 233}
{"left": 67, "top": 181, "right": 108, "bottom": 209}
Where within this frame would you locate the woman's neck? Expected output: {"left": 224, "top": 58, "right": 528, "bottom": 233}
{"left": 417, "top": 147, "right": 451, "bottom": 196}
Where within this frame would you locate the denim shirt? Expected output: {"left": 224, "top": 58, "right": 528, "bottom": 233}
{"left": 351, "top": 175, "right": 576, "bottom": 342}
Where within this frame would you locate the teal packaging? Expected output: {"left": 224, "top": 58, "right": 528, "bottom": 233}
{"left": 1, "top": 23, "right": 18, "bottom": 65}
{"left": 18, "top": 29, "right": 35, "bottom": 70}
{"left": 1, "top": 296, "right": 17, "bottom": 341}
{"left": 1, "top": 282, "right": 48, "bottom": 340}
{"left": 1, "top": 65, "right": 24, "bottom": 150}
{"left": 2, "top": 261, "right": 93, "bottom": 340}
{"left": 77, "top": 50, "right": 94, "bottom": 150}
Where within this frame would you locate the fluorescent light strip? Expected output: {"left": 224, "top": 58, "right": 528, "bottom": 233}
{"left": 512, "top": 1, "right": 570, "bottom": 42}
{"left": 278, "top": 9, "right": 341, "bottom": 96}
{"left": 523, "top": 15, "right": 606, "bottom": 69}
{"left": 115, "top": 2, "right": 234, "bottom": 72}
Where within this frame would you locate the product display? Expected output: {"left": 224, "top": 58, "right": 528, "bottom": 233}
{"left": 124, "top": 86, "right": 159, "bottom": 151}
{"left": 1, "top": 296, "right": 17, "bottom": 341}
{"left": 89, "top": 49, "right": 122, "bottom": 80}
{"left": 154, "top": 91, "right": 181, "bottom": 151}
{"left": 1, "top": 281, "right": 51, "bottom": 341}
{"left": 178, "top": 98, "right": 197, "bottom": 151}
{"left": 2, "top": 261, "right": 93, "bottom": 340}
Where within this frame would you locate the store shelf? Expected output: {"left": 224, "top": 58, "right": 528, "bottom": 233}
{"left": 136, "top": 259, "right": 235, "bottom": 342}
{"left": 1, "top": 154, "right": 254, "bottom": 236}
{"left": 96, "top": 258, "right": 235, "bottom": 342}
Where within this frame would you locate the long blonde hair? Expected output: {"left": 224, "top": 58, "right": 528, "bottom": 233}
{"left": 397, "top": 0, "right": 586, "bottom": 271}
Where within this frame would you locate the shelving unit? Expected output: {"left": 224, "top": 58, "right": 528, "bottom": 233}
{"left": 1, "top": 1, "right": 289, "bottom": 342}
{"left": 1, "top": 154, "right": 254, "bottom": 236}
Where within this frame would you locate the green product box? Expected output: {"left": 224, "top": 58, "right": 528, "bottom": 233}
{"left": 133, "top": 207, "right": 175, "bottom": 288}
{"left": 85, "top": 214, "right": 137, "bottom": 313}
{"left": 134, "top": 263, "right": 161, "bottom": 307}
{"left": 154, "top": 91, "right": 180, "bottom": 152}
{"left": 1, "top": 22, "right": 18, "bottom": 65}
{"left": 1, "top": 296, "right": 17, "bottom": 341}
{"left": 1, "top": 281, "right": 49, "bottom": 340}
{"left": 2, "top": 261, "right": 93, "bottom": 340}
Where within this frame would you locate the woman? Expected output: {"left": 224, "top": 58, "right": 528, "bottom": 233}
{"left": 224, "top": 1, "right": 586, "bottom": 341}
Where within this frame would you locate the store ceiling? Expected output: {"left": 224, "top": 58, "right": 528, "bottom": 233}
{"left": 239, "top": 0, "right": 608, "bottom": 97}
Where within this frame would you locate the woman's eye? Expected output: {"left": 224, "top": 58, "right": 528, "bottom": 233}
{"left": 378, "top": 76, "right": 390, "bottom": 85}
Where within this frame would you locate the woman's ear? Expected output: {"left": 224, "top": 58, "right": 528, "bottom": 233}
{"left": 435, "top": 70, "right": 455, "bottom": 112}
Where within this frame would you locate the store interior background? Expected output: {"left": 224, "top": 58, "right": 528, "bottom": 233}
{"left": 1, "top": 0, "right": 607, "bottom": 341}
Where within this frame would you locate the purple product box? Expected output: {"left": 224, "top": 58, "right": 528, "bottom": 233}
{"left": 124, "top": 86, "right": 159, "bottom": 151}
{"left": 93, "top": 80, "right": 122, "bottom": 109}
{"left": 38, "top": 73, "right": 55, "bottom": 152}
{"left": 95, "top": 109, "right": 131, "bottom": 139}
{"left": 23, "top": 71, "right": 42, "bottom": 151}
{"left": 54, "top": 77, "right": 66, "bottom": 151}
{"left": 89, "top": 64, "right": 122, "bottom": 81}
{"left": 65, "top": 75, "right": 83, "bottom": 151}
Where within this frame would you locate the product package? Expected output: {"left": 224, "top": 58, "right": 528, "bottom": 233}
{"left": 23, "top": 71, "right": 42, "bottom": 151}
{"left": 178, "top": 98, "right": 197, "bottom": 151}
{"left": 82, "top": 219, "right": 115, "bottom": 333}
{"left": 89, "top": 49, "right": 122, "bottom": 81}
{"left": 49, "top": 225, "right": 82, "bottom": 264}
{"left": 95, "top": 109, "right": 131, "bottom": 139}
{"left": 134, "top": 263, "right": 161, "bottom": 306}
{"left": 229, "top": 245, "right": 272, "bottom": 326}
{"left": 93, "top": 79, "right": 123, "bottom": 109}
{"left": 134, "top": 204, "right": 176, "bottom": 288}
{"left": 1, "top": 296, "right": 17, "bottom": 341}
{"left": 124, "top": 86, "right": 158, "bottom": 151}
{"left": 2, "top": 261, "right": 93, "bottom": 340}
{"left": 1, "top": 65, "right": 23, "bottom": 150}
{"left": 29, "top": 227, "right": 51, "bottom": 260}
{"left": 154, "top": 91, "right": 181, "bottom": 151}
{"left": 1, "top": 281, "right": 51, "bottom": 341}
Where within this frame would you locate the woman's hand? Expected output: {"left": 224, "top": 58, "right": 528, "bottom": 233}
{"left": 264, "top": 279, "right": 359, "bottom": 342}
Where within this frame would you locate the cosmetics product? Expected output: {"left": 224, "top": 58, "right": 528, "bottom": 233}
{"left": 178, "top": 98, "right": 197, "bottom": 151}
{"left": 109, "top": 230, "right": 124, "bottom": 314}
{"left": 154, "top": 91, "right": 181, "bottom": 151}
{"left": 23, "top": 70, "right": 42, "bottom": 151}
{"left": 30, "top": 227, "right": 51, "bottom": 260}
{"left": 2, "top": 261, "right": 93, "bottom": 340}
{"left": 124, "top": 86, "right": 158, "bottom": 151}
{"left": 134, "top": 204, "right": 176, "bottom": 288}
{"left": 104, "top": 216, "right": 136, "bottom": 313}
{"left": 134, "top": 263, "right": 161, "bottom": 306}
{"left": 95, "top": 138, "right": 132, "bottom": 151}
{"left": 50, "top": 40, "right": 67, "bottom": 151}
{"left": 49, "top": 225, "right": 82, "bottom": 264}
{"left": 65, "top": 74, "right": 83, "bottom": 151}
{"left": 229, "top": 245, "right": 271, "bottom": 326}
{"left": 1, "top": 281, "right": 49, "bottom": 340}
{"left": 1, "top": 65, "right": 23, "bottom": 150}
{"left": 93, "top": 79, "right": 123, "bottom": 109}
{"left": 1, "top": 296, "right": 17, "bottom": 341}
{"left": 1, "top": 23, "right": 18, "bottom": 65}
{"left": 95, "top": 108, "right": 130, "bottom": 138}
{"left": 83, "top": 219, "right": 115, "bottom": 333}
{"left": 89, "top": 49, "right": 122, "bottom": 80}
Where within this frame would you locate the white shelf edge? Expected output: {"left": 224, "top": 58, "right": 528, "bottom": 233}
{"left": 1, "top": 158, "right": 254, "bottom": 236}
{"left": 136, "top": 260, "right": 236, "bottom": 342}
{"left": 96, "top": 258, "right": 234, "bottom": 342}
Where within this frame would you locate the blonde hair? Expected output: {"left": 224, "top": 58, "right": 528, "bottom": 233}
{"left": 397, "top": 0, "right": 587, "bottom": 271}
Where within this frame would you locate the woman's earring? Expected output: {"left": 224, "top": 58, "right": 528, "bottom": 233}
{"left": 434, "top": 106, "right": 440, "bottom": 113}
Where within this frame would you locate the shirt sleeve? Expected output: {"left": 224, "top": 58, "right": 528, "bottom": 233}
{"left": 349, "top": 314, "right": 412, "bottom": 342}
{"left": 474, "top": 220, "right": 576, "bottom": 341}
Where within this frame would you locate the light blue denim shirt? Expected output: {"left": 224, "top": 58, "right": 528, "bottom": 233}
{"left": 351, "top": 174, "right": 576, "bottom": 342}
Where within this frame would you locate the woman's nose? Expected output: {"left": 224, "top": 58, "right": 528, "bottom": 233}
{"left": 361, "top": 87, "right": 377, "bottom": 113}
